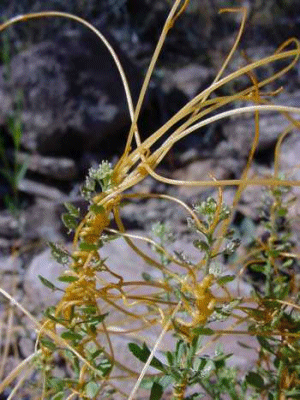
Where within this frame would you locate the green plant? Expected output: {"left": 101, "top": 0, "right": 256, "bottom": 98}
{"left": 0, "top": 30, "right": 28, "bottom": 219}
{"left": 0, "top": 1, "right": 300, "bottom": 399}
{"left": 130, "top": 184, "right": 300, "bottom": 400}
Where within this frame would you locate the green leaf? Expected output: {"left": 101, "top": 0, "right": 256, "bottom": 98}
{"left": 57, "top": 275, "right": 79, "bottom": 283}
{"left": 213, "top": 352, "right": 233, "bottom": 364}
{"left": 257, "top": 336, "right": 275, "bottom": 354}
{"left": 96, "top": 358, "right": 112, "bottom": 376}
{"left": 166, "top": 351, "right": 174, "bottom": 366}
{"left": 90, "top": 349, "right": 102, "bottom": 359}
{"left": 15, "top": 155, "right": 30, "bottom": 184}
{"left": 237, "top": 341, "right": 254, "bottom": 350}
{"left": 64, "top": 350, "right": 80, "bottom": 377}
{"left": 81, "top": 305, "right": 97, "bottom": 314}
{"left": 61, "top": 331, "right": 83, "bottom": 342}
{"left": 93, "top": 258, "right": 107, "bottom": 271}
{"left": 88, "top": 313, "right": 109, "bottom": 325}
{"left": 128, "top": 342, "right": 165, "bottom": 372}
{"left": 38, "top": 275, "right": 59, "bottom": 291}
{"left": 192, "top": 327, "right": 215, "bottom": 336}
{"left": 175, "top": 340, "right": 186, "bottom": 364}
{"left": 44, "top": 306, "right": 63, "bottom": 323}
{"left": 48, "top": 377, "right": 64, "bottom": 391}
{"left": 193, "top": 240, "right": 209, "bottom": 252}
{"left": 169, "top": 367, "right": 183, "bottom": 381}
{"left": 249, "top": 264, "right": 265, "bottom": 273}
{"left": 158, "top": 375, "right": 174, "bottom": 389}
{"left": 64, "top": 202, "right": 80, "bottom": 217}
{"left": 199, "top": 359, "right": 214, "bottom": 377}
{"left": 191, "top": 334, "right": 203, "bottom": 352}
{"left": 217, "top": 275, "right": 235, "bottom": 286}
{"left": 139, "top": 378, "right": 154, "bottom": 390}
{"left": 246, "top": 372, "right": 264, "bottom": 388}
{"left": 62, "top": 213, "right": 78, "bottom": 232}
{"left": 142, "top": 272, "right": 153, "bottom": 282}
{"left": 282, "top": 258, "right": 294, "bottom": 268}
{"left": 277, "top": 207, "right": 288, "bottom": 217}
{"left": 128, "top": 342, "right": 151, "bottom": 362}
{"left": 40, "top": 338, "right": 56, "bottom": 351}
{"left": 85, "top": 381, "right": 99, "bottom": 398}
{"left": 48, "top": 242, "right": 70, "bottom": 265}
{"left": 150, "top": 382, "right": 163, "bottom": 400}
{"left": 194, "top": 357, "right": 208, "bottom": 372}
{"left": 8, "top": 114, "right": 22, "bottom": 150}
{"left": 280, "top": 345, "right": 294, "bottom": 359}
{"left": 268, "top": 248, "right": 280, "bottom": 258}
{"left": 284, "top": 389, "right": 300, "bottom": 398}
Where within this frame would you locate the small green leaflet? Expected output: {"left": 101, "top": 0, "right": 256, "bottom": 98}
{"left": 61, "top": 331, "right": 83, "bottom": 341}
{"left": 44, "top": 306, "right": 63, "bottom": 323}
{"left": 246, "top": 371, "right": 264, "bottom": 388}
{"left": 40, "top": 338, "right": 56, "bottom": 351}
{"left": 48, "top": 242, "right": 70, "bottom": 265}
{"left": 38, "top": 275, "right": 61, "bottom": 291}
{"left": 62, "top": 213, "right": 78, "bottom": 232}
{"left": 61, "top": 202, "right": 80, "bottom": 233}
{"left": 150, "top": 382, "right": 163, "bottom": 400}
{"left": 64, "top": 202, "right": 80, "bottom": 217}
{"left": 85, "top": 381, "right": 99, "bottom": 398}
{"left": 192, "top": 327, "right": 215, "bottom": 336}
{"left": 128, "top": 342, "right": 165, "bottom": 372}
{"left": 217, "top": 275, "right": 235, "bottom": 286}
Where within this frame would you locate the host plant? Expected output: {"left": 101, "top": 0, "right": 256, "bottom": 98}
{"left": 1, "top": 0, "right": 300, "bottom": 399}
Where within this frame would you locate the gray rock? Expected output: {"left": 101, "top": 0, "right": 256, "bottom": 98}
{"left": 161, "top": 64, "right": 212, "bottom": 98}
{"left": 0, "top": 237, "right": 11, "bottom": 255}
{"left": 280, "top": 131, "right": 300, "bottom": 181}
{"left": 17, "top": 152, "right": 77, "bottom": 181}
{"left": 0, "top": 28, "right": 142, "bottom": 156}
{"left": 24, "top": 247, "right": 68, "bottom": 311}
{"left": 222, "top": 113, "right": 288, "bottom": 157}
{"left": 0, "top": 255, "right": 22, "bottom": 272}
{"left": 19, "top": 178, "right": 66, "bottom": 200}
{"left": 0, "top": 211, "right": 24, "bottom": 238}
{"left": 220, "top": 91, "right": 300, "bottom": 157}
{"left": 172, "top": 159, "right": 230, "bottom": 197}
{"left": 23, "top": 197, "right": 66, "bottom": 242}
